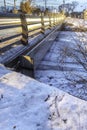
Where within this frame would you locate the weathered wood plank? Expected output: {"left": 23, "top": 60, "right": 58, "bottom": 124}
{"left": 0, "top": 27, "right": 22, "bottom": 40}
{"left": 0, "top": 24, "right": 22, "bottom": 30}
{"left": 0, "top": 13, "right": 20, "bottom": 18}
{"left": 27, "top": 24, "right": 42, "bottom": 31}
{"left": 0, "top": 36, "right": 22, "bottom": 48}
{"left": 29, "top": 29, "right": 41, "bottom": 36}
{"left": 0, "top": 34, "right": 22, "bottom": 42}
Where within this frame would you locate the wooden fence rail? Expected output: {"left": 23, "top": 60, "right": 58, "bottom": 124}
{"left": 0, "top": 13, "right": 65, "bottom": 51}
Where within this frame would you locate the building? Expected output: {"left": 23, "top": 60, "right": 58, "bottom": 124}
{"left": 84, "top": 9, "right": 87, "bottom": 20}
{"left": 71, "top": 11, "right": 83, "bottom": 19}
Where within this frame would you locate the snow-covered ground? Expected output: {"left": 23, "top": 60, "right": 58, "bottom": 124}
{"left": 1, "top": 18, "right": 87, "bottom": 130}
{"left": 64, "top": 18, "right": 87, "bottom": 31}
{"left": 35, "top": 18, "right": 87, "bottom": 101}
{"left": 1, "top": 65, "right": 87, "bottom": 130}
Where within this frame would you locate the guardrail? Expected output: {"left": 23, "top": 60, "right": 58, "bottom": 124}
{"left": 0, "top": 12, "right": 65, "bottom": 77}
{"left": 0, "top": 13, "right": 65, "bottom": 50}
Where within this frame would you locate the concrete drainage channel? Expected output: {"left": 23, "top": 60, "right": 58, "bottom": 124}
{"left": 18, "top": 26, "right": 62, "bottom": 77}
{"left": 5, "top": 25, "right": 63, "bottom": 77}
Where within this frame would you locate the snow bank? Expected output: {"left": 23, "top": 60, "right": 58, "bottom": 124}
{"left": 0, "top": 65, "right": 87, "bottom": 130}
{"left": 65, "top": 17, "right": 87, "bottom": 30}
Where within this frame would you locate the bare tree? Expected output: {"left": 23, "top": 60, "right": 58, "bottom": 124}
{"left": 59, "top": 26, "right": 87, "bottom": 86}
{"left": 20, "top": 0, "right": 33, "bottom": 14}
{"left": 59, "top": 1, "right": 78, "bottom": 14}
{"left": 71, "top": 1, "right": 78, "bottom": 12}
{"left": 32, "top": 7, "right": 41, "bottom": 16}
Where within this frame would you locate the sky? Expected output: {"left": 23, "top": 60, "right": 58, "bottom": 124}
{"left": 0, "top": 0, "right": 87, "bottom": 11}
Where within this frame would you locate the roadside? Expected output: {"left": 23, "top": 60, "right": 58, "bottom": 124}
{"left": 35, "top": 18, "right": 87, "bottom": 100}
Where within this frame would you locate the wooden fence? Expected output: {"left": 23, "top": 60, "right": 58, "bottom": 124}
{"left": 0, "top": 13, "right": 65, "bottom": 51}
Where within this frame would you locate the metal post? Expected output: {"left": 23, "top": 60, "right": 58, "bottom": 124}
{"left": 14, "top": 0, "right": 16, "bottom": 9}
{"left": 44, "top": 0, "right": 47, "bottom": 11}
{"left": 20, "top": 14, "right": 28, "bottom": 45}
{"left": 63, "top": 0, "right": 65, "bottom": 12}
{"left": 4, "top": 0, "right": 6, "bottom": 12}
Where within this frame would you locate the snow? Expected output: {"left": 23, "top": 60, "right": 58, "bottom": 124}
{"left": 65, "top": 18, "right": 87, "bottom": 29}
{"left": 0, "top": 64, "right": 87, "bottom": 130}
{"left": 1, "top": 18, "right": 87, "bottom": 130}
{"left": 35, "top": 18, "right": 87, "bottom": 100}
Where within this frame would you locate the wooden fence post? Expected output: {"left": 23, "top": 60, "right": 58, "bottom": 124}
{"left": 41, "top": 12, "right": 45, "bottom": 34}
{"left": 57, "top": 14, "right": 58, "bottom": 25}
{"left": 20, "top": 13, "right": 28, "bottom": 45}
{"left": 53, "top": 14, "right": 56, "bottom": 26}
{"left": 49, "top": 14, "right": 52, "bottom": 29}
{"left": 55, "top": 14, "right": 57, "bottom": 25}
